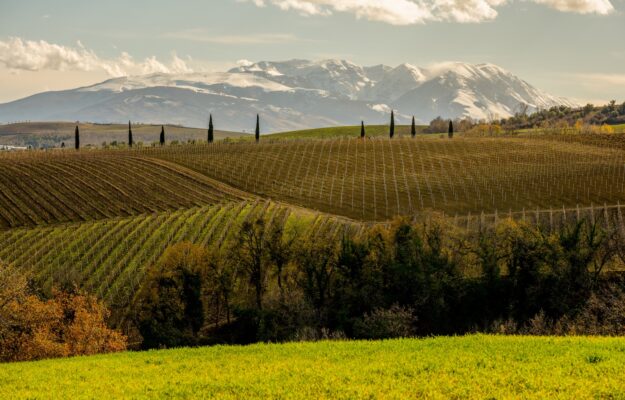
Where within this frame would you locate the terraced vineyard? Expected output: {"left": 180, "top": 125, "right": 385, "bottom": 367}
{"left": 0, "top": 151, "right": 248, "bottom": 229}
{"left": 0, "top": 200, "right": 363, "bottom": 317}
{"left": 139, "top": 134, "right": 625, "bottom": 221}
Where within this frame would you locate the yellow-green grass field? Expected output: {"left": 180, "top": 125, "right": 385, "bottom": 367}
{"left": 1, "top": 336, "right": 624, "bottom": 399}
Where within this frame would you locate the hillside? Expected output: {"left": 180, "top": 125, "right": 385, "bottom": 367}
{"left": 0, "top": 201, "right": 363, "bottom": 316}
{"left": 267, "top": 124, "right": 429, "bottom": 139}
{"left": 1, "top": 133, "right": 625, "bottom": 226}
{"left": 500, "top": 101, "right": 625, "bottom": 130}
{"left": 141, "top": 134, "right": 625, "bottom": 220}
{"left": 0, "top": 151, "right": 248, "bottom": 229}
{"left": 0, "top": 122, "right": 247, "bottom": 148}
{"left": 2, "top": 336, "right": 624, "bottom": 399}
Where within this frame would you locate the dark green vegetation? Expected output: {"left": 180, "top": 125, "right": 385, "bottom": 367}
{"left": 2, "top": 336, "right": 625, "bottom": 399}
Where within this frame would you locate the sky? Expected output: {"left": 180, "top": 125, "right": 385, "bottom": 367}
{"left": 0, "top": 0, "right": 624, "bottom": 104}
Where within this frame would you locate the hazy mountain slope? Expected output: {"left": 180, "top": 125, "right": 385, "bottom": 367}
{"left": 0, "top": 60, "right": 576, "bottom": 131}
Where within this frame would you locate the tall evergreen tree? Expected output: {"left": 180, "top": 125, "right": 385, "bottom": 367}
{"left": 74, "top": 126, "right": 80, "bottom": 150}
{"left": 255, "top": 114, "right": 260, "bottom": 143}
{"left": 390, "top": 111, "right": 395, "bottom": 139}
{"left": 208, "top": 114, "right": 214, "bottom": 143}
{"left": 448, "top": 120, "right": 454, "bottom": 139}
{"left": 160, "top": 126, "right": 165, "bottom": 146}
{"left": 411, "top": 116, "right": 416, "bottom": 138}
{"left": 128, "top": 121, "right": 133, "bottom": 147}
{"left": 361, "top": 121, "right": 365, "bottom": 139}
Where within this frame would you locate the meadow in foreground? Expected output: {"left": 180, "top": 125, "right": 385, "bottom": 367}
{"left": 1, "top": 336, "right": 624, "bottom": 399}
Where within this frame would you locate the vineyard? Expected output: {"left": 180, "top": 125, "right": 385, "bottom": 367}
{"left": 136, "top": 134, "right": 625, "bottom": 221}
{"left": 0, "top": 151, "right": 248, "bottom": 228}
{"left": 0, "top": 200, "right": 363, "bottom": 317}
{"left": 1, "top": 132, "right": 625, "bottom": 226}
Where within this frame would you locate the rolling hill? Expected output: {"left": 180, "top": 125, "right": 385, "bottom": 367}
{"left": 0, "top": 200, "right": 363, "bottom": 318}
{"left": 1, "top": 132, "right": 625, "bottom": 226}
{"left": 0, "top": 151, "right": 248, "bottom": 229}
{"left": 141, "top": 134, "right": 625, "bottom": 220}
{"left": 0, "top": 122, "right": 247, "bottom": 148}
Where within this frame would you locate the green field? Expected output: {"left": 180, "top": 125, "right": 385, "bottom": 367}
{"left": 1, "top": 336, "right": 624, "bottom": 399}
{"left": 266, "top": 124, "right": 429, "bottom": 139}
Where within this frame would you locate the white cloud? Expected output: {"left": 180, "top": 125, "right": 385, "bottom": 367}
{"left": 532, "top": 0, "right": 614, "bottom": 14}
{"left": 0, "top": 37, "right": 193, "bottom": 77}
{"left": 241, "top": 0, "right": 614, "bottom": 24}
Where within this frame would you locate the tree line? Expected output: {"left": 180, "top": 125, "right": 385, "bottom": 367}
{"left": 131, "top": 213, "right": 625, "bottom": 349}
{"left": 71, "top": 111, "right": 455, "bottom": 150}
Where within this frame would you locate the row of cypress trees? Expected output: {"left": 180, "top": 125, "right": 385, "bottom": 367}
{"left": 363, "top": 111, "right": 454, "bottom": 139}
{"left": 73, "top": 112, "right": 454, "bottom": 149}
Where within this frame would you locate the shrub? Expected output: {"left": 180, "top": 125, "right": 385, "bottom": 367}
{"left": 0, "top": 263, "right": 126, "bottom": 362}
{"left": 353, "top": 305, "right": 416, "bottom": 339}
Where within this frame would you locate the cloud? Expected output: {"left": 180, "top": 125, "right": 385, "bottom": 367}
{"left": 163, "top": 30, "right": 298, "bottom": 44}
{"left": 241, "top": 0, "right": 614, "bottom": 24}
{"left": 532, "top": 0, "right": 614, "bottom": 14}
{"left": 0, "top": 37, "right": 193, "bottom": 77}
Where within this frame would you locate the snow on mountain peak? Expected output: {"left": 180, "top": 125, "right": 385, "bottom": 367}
{"left": 0, "top": 59, "right": 576, "bottom": 132}
{"left": 80, "top": 72, "right": 293, "bottom": 93}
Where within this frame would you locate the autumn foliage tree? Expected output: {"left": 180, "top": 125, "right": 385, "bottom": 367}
{"left": 0, "top": 262, "right": 126, "bottom": 362}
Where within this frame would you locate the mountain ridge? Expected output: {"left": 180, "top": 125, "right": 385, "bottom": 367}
{"left": 0, "top": 59, "right": 577, "bottom": 132}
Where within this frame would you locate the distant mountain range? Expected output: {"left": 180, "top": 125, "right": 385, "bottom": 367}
{"left": 0, "top": 59, "right": 577, "bottom": 132}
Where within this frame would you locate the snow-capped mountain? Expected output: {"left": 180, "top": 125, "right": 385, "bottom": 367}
{"left": 0, "top": 59, "right": 576, "bottom": 132}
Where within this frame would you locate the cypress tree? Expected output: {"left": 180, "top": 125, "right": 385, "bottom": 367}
{"left": 128, "top": 121, "right": 133, "bottom": 147}
{"left": 361, "top": 121, "right": 365, "bottom": 139}
{"left": 448, "top": 120, "right": 454, "bottom": 139}
{"left": 74, "top": 126, "right": 80, "bottom": 150}
{"left": 390, "top": 111, "right": 395, "bottom": 139}
{"left": 160, "top": 125, "right": 165, "bottom": 146}
{"left": 208, "top": 114, "right": 214, "bottom": 143}
{"left": 255, "top": 114, "right": 260, "bottom": 143}
{"left": 411, "top": 116, "right": 416, "bottom": 138}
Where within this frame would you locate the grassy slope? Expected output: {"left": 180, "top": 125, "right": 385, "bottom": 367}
{"left": 266, "top": 124, "right": 429, "bottom": 139}
{"left": 0, "top": 122, "right": 248, "bottom": 147}
{"left": 1, "top": 336, "right": 624, "bottom": 399}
